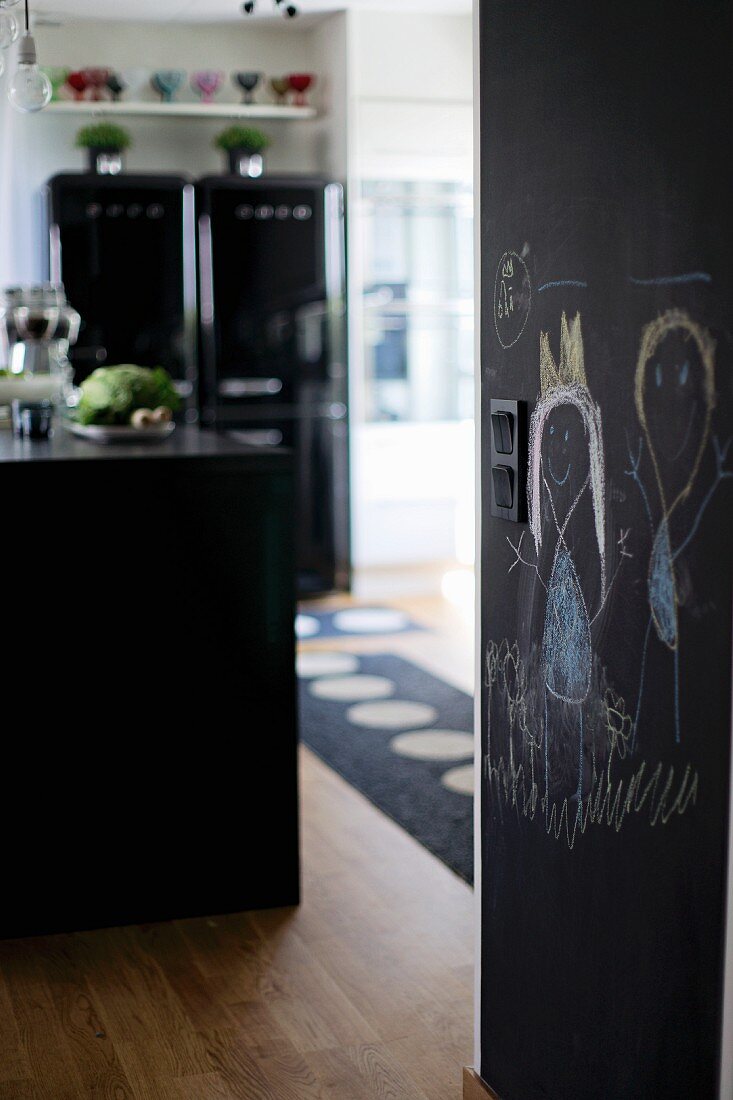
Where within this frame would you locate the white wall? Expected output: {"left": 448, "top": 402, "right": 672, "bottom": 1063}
{"left": 351, "top": 10, "right": 473, "bottom": 99}
{"left": 0, "top": 85, "right": 36, "bottom": 289}
{"left": 345, "top": 9, "right": 474, "bottom": 570}
{"left": 350, "top": 10, "right": 473, "bottom": 182}
{"left": 309, "top": 11, "right": 349, "bottom": 181}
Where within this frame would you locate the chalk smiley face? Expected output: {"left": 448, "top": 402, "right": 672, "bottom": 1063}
{"left": 543, "top": 403, "right": 588, "bottom": 501}
{"left": 636, "top": 311, "right": 716, "bottom": 513}
{"left": 647, "top": 334, "right": 704, "bottom": 471}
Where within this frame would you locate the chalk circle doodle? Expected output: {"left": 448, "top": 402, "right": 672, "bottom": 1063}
{"left": 494, "top": 250, "right": 532, "bottom": 349}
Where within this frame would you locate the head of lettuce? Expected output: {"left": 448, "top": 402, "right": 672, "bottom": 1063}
{"left": 76, "top": 365, "right": 180, "bottom": 426}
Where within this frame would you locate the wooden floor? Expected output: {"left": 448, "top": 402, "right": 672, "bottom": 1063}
{"left": 0, "top": 740, "right": 474, "bottom": 1098}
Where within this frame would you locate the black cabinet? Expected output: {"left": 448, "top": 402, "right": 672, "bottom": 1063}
{"left": 0, "top": 430, "right": 298, "bottom": 937}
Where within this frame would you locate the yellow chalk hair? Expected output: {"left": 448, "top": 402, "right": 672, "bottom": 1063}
{"left": 634, "top": 309, "right": 716, "bottom": 515}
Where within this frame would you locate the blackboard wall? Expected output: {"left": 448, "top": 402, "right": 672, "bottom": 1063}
{"left": 479, "top": 1, "right": 733, "bottom": 1096}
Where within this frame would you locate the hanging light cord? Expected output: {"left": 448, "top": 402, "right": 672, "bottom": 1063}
{"left": 24, "top": 0, "right": 29, "bottom": 33}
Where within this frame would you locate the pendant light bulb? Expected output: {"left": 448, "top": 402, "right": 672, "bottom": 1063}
{"left": 0, "top": 9, "right": 18, "bottom": 48}
{"left": 8, "top": 32, "right": 51, "bottom": 111}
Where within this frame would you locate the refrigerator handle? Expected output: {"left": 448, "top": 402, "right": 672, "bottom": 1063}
{"left": 198, "top": 213, "right": 217, "bottom": 422}
{"left": 49, "top": 223, "right": 62, "bottom": 286}
{"left": 323, "top": 183, "right": 348, "bottom": 387}
{"left": 324, "top": 183, "right": 345, "bottom": 303}
{"left": 181, "top": 185, "right": 198, "bottom": 420}
{"left": 198, "top": 213, "right": 215, "bottom": 328}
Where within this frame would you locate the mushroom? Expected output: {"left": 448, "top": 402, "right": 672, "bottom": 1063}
{"left": 131, "top": 408, "right": 155, "bottom": 428}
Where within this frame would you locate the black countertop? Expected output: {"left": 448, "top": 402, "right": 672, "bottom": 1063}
{"left": 0, "top": 426, "right": 290, "bottom": 468}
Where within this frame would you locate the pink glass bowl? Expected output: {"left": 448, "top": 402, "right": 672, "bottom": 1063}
{"left": 190, "top": 70, "right": 224, "bottom": 104}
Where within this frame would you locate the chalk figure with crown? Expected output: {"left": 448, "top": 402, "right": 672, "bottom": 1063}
{"left": 519, "top": 311, "right": 608, "bottom": 816}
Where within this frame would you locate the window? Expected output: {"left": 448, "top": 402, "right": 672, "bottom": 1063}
{"left": 361, "top": 180, "right": 474, "bottom": 424}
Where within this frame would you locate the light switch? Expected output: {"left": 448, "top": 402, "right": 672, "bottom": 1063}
{"left": 491, "top": 411, "right": 514, "bottom": 454}
{"left": 492, "top": 465, "right": 514, "bottom": 510}
{"left": 489, "top": 398, "right": 526, "bottom": 523}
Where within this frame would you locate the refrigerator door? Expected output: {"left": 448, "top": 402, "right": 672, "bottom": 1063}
{"left": 47, "top": 174, "right": 196, "bottom": 408}
{"left": 198, "top": 175, "right": 350, "bottom": 593}
{"left": 228, "top": 411, "right": 350, "bottom": 595}
{"left": 197, "top": 177, "right": 347, "bottom": 424}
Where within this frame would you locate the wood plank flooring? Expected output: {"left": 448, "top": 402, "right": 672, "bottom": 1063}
{"left": 0, "top": 747, "right": 474, "bottom": 1098}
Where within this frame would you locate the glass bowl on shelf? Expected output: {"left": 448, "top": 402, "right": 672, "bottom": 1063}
{"left": 65, "top": 70, "right": 89, "bottom": 100}
{"left": 151, "top": 69, "right": 186, "bottom": 103}
{"left": 106, "top": 72, "right": 126, "bottom": 101}
{"left": 42, "top": 67, "right": 71, "bottom": 101}
{"left": 190, "top": 70, "right": 224, "bottom": 104}
{"left": 80, "top": 68, "right": 111, "bottom": 102}
{"left": 269, "top": 76, "right": 289, "bottom": 105}
{"left": 233, "top": 71, "right": 262, "bottom": 104}
{"left": 287, "top": 72, "right": 314, "bottom": 107}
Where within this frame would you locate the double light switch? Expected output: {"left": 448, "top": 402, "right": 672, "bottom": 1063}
{"left": 489, "top": 399, "right": 526, "bottom": 522}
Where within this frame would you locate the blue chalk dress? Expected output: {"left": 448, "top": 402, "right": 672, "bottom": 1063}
{"left": 649, "top": 518, "right": 678, "bottom": 649}
{"left": 542, "top": 545, "right": 593, "bottom": 703}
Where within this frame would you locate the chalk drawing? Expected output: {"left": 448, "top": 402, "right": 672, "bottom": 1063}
{"left": 628, "top": 309, "right": 731, "bottom": 747}
{"left": 494, "top": 250, "right": 532, "bottom": 349}
{"left": 538, "top": 279, "right": 588, "bottom": 292}
{"left": 529, "top": 312, "right": 607, "bottom": 597}
{"left": 535, "top": 314, "right": 601, "bottom": 809}
{"left": 506, "top": 312, "right": 620, "bottom": 813}
{"left": 484, "top": 639, "right": 699, "bottom": 850}
{"left": 543, "top": 547, "right": 592, "bottom": 704}
{"left": 629, "top": 272, "right": 712, "bottom": 287}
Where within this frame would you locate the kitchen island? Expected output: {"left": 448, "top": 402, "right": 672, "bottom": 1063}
{"left": 0, "top": 428, "right": 298, "bottom": 937}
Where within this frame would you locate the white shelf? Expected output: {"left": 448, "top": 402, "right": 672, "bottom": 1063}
{"left": 46, "top": 100, "right": 316, "bottom": 121}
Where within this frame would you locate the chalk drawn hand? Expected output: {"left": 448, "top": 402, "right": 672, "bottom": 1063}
{"left": 506, "top": 531, "right": 547, "bottom": 590}
{"left": 590, "top": 527, "right": 632, "bottom": 627}
{"left": 624, "top": 433, "right": 644, "bottom": 478}
{"left": 624, "top": 432, "right": 654, "bottom": 533}
{"left": 712, "top": 434, "right": 733, "bottom": 480}
{"left": 617, "top": 527, "right": 632, "bottom": 560}
{"left": 506, "top": 531, "right": 524, "bottom": 574}
{"left": 673, "top": 435, "right": 733, "bottom": 563}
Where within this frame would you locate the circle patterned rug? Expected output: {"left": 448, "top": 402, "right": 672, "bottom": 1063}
{"left": 296, "top": 607, "right": 427, "bottom": 640}
{"left": 298, "top": 651, "right": 474, "bottom": 883}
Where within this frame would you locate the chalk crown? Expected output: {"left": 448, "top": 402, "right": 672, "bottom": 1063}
{"left": 540, "top": 311, "right": 587, "bottom": 395}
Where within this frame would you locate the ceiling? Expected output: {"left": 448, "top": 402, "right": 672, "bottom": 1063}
{"left": 34, "top": 0, "right": 472, "bottom": 25}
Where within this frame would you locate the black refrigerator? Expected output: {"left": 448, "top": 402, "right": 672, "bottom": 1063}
{"left": 46, "top": 173, "right": 197, "bottom": 413}
{"left": 196, "top": 175, "right": 350, "bottom": 595}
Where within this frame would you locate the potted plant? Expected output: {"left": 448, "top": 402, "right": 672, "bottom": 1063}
{"left": 214, "top": 125, "right": 270, "bottom": 177}
{"left": 75, "top": 122, "right": 131, "bottom": 176}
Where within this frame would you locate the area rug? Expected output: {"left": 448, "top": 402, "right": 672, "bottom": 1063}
{"left": 296, "top": 606, "right": 428, "bottom": 639}
{"left": 298, "top": 652, "right": 474, "bottom": 883}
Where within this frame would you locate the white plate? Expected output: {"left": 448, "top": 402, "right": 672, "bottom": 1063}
{"left": 65, "top": 421, "right": 175, "bottom": 443}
